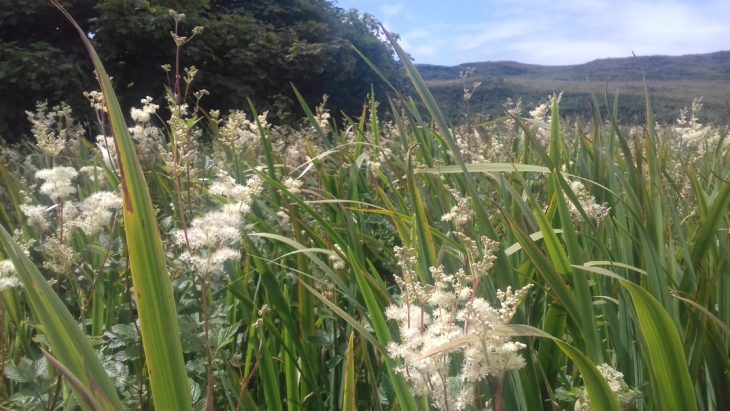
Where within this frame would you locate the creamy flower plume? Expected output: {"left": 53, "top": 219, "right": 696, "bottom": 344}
{"left": 174, "top": 173, "right": 263, "bottom": 278}
{"left": 386, "top": 241, "right": 532, "bottom": 410}
{"left": 35, "top": 166, "right": 78, "bottom": 202}
{"left": 0, "top": 260, "right": 21, "bottom": 292}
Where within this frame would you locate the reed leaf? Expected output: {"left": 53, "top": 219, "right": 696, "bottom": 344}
{"left": 0, "top": 225, "right": 125, "bottom": 410}
{"left": 50, "top": 2, "right": 191, "bottom": 409}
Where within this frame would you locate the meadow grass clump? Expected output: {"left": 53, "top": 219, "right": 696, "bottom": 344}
{"left": 0, "top": 4, "right": 728, "bottom": 411}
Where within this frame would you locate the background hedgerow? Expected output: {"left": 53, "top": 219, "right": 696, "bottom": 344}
{"left": 0, "top": 4, "right": 728, "bottom": 411}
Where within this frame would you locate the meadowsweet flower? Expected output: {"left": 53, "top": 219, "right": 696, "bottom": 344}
{"left": 314, "top": 96, "right": 331, "bottom": 129}
{"left": 174, "top": 209, "right": 241, "bottom": 278}
{"left": 67, "top": 191, "right": 122, "bottom": 236}
{"left": 130, "top": 96, "right": 159, "bottom": 123}
{"left": 566, "top": 180, "right": 610, "bottom": 223}
{"left": 26, "top": 102, "right": 83, "bottom": 156}
{"left": 441, "top": 189, "right": 473, "bottom": 226}
{"left": 79, "top": 165, "right": 104, "bottom": 177}
{"left": 0, "top": 260, "right": 21, "bottom": 291}
{"left": 42, "top": 236, "right": 78, "bottom": 274}
{"left": 217, "top": 110, "right": 266, "bottom": 152}
{"left": 83, "top": 90, "right": 106, "bottom": 112}
{"left": 283, "top": 177, "right": 303, "bottom": 194}
{"left": 35, "top": 166, "right": 78, "bottom": 202}
{"left": 20, "top": 203, "right": 50, "bottom": 231}
{"left": 529, "top": 101, "right": 550, "bottom": 120}
{"left": 209, "top": 172, "right": 263, "bottom": 214}
{"left": 329, "top": 244, "right": 346, "bottom": 270}
{"left": 574, "top": 364, "right": 641, "bottom": 410}
{"left": 671, "top": 97, "right": 725, "bottom": 164}
{"left": 174, "top": 174, "right": 262, "bottom": 278}
{"left": 386, "top": 241, "right": 532, "bottom": 410}
{"left": 184, "top": 66, "right": 198, "bottom": 85}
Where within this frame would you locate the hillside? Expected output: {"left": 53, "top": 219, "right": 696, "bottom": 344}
{"left": 417, "top": 51, "right": 730, "bottom": 124}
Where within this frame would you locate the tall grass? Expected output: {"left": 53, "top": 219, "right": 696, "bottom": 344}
{"left": 0, "top": 5, "right": 728, "bottom": 411}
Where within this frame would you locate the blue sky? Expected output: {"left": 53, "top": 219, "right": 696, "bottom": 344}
{"left": 334, "top": 0, "right": 730, "bottom": 66}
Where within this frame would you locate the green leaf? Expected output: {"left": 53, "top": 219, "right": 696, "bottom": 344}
{"left": 620, "top": 281, "right": 697, "bottom": 411}
{"left": 415, "top": 163, "right": 550, "bottom": 175}
{"left": 343, "top": 332, "right": 357, "bottom": 411}
{"left": 499, "top": 325, "right": 622, "bottom": 411}
{"left": 0, "top": 226, "right": 124, "bottom": 410}
{"left": 50, "top": 2, "right": 191, "bottom": 409}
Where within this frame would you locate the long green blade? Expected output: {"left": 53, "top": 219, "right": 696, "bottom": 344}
{"left": 500, "top": 325, "right": 621, "bottom": 411}
{"left": 51, "top": 2, "right": 192, "bottom": 409}
{"left": 621, "top": 280, "right": 697, "bottom": 411}
{"left": 0, "top": 226, "right": 124, "bottom": 410}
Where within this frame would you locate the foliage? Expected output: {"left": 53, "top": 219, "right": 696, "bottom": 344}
{"left": 0, "top": 0, "right": 403, "bottom": 143}
{"left": 0, "top": 5, "right": 729, "bottom": 411}
{"left": 418, "top": 52, "right": 730, "bottom": 125}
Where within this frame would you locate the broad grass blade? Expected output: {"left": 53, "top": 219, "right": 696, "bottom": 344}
{"left": 50, "top": 2, "right": 192, "bottom": 409}
{"left": 620, "top": 280, "right": 697, "bottom": 411}
{"left": 0, "top": 225, "right": 124, "bottom": 410}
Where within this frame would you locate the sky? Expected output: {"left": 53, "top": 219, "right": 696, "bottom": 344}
{"left": 334, "top": 0, "right": 730, "bottom": 66}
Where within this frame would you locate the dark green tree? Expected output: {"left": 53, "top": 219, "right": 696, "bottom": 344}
{"left": 0, "top": 0, "right": 404, "bottom": 142}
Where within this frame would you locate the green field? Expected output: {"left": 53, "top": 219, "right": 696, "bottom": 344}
{"left": 418, "top": 51, "right": 730, "bottom": 125}
{"left": 0, "top": 5, "right": 728, "bottom": 411}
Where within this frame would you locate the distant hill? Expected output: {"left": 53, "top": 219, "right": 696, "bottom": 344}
{"left": 416, "top": 51, "right": 730, "bottom": 125}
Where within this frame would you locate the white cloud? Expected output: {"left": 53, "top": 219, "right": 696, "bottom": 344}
{"left": 381, "top": 3, "right": 405, "bottom": 18}
{"left": 339, "top": 0, "right": 730, "bottom": 65}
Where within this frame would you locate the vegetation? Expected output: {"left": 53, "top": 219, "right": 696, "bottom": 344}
{"left": 0, "top": 0, "right": 403, "bottom": 143}
{"left": 418, "top": 51, "right": 730, "bottom": 125}
{"left": 0, "top": 3, "right": 728, "bottom": 411}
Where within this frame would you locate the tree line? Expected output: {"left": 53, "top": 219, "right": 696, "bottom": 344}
{"left": 0, "top": 0, "right": 405, "bottom": 143}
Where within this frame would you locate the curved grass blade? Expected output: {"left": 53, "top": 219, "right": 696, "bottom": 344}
{"left": 621, "top": 281, "right": 697, "bottom": 411}
{"left": 0, "top": 226, "right": 124, "bottom": 410}
{"left": 50, "top": 2, "right": 192, "bottom": 409}
{"left": 342, "top": 332, "right": 357, "bottom": 411}
{"left": 690, "top": 172, "right": 730, "bottom": 264}
{"left": 419, "top": 324, "right": 621, "bottom": 411}
{"left": 41, "top": 350, "right": 106, "bottom": 411}
{"left": 415, "top": 163, "right": 550, "bottom": 175}
{"left": 501, "top": 325, "right": 621, "bottom": 411}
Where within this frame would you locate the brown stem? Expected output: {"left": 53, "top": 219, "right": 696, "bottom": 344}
{"left": 174, "top": 21, "right": 181, "bottom": 105}
{"left": 235, "top": 337, "right": 265, "bottom": 411}
{"left": 202, "top": 279, "right": 215, "bottom": 411}
{"left": 489, "top": 376, "right": 504, "bottom": 411}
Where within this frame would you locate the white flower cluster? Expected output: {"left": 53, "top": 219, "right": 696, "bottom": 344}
{"left": 41, "top": 236, "right": 79, "bottom": 274}
{"left": 455, "top": 129, "right": 486, "bottom": 163}
{"left": 386, "top": 241, "right": 532, "bottom": 410}
{"left": 129, "top": 97, "right": 164, "bottom": 158}
{"left": 283, "top": 177, "right": 303, "bottom": 194}
{"left": 65, "top": 192, "right": 123, "bottom": 237}
{"left": 25, "top": 102, "right": 84, "bottom": 157}
{"left": 83, "top": 90, "right": 106, "bottom": 112}
{"left": 329, "top": 244, "right": 346, "bottom": 270}
{"left": 35, "top": 166, "right": 78, "bottom": 202}
{"left": 218, "top": 110, "right": 269, "bottom": 152}
{"left": 529, "top": 93, "right": 562, "bottom": 148}
{"left": 574, "top": 363, "right": 641, "bottom": 411}
{"left": 208, "top": 172, "right": 264, "bottom": 215}
{"left": 566, "top": 180, "right": 610, "bottom": 223}
{"left": 671, "top": 97, "right": 725, "bottom": 164}
{"left": 175, "top": 173, "right": 263, "bottom": 278}
{"left": 130, "top": 96, "right": 159, "bottom": 123}
{"left": 20, "top": 204, "right": 50, "bottom": 232}
{"left": 314, "top": 96, "right": 331, "bottom": 130}
{"left": 22, "top": 165, "right": 122, "bottom": 273}
{"left": 0, "top": 260, "right": 21, "bottom": 292}
{"left": 441, "top": 189, "right": 473, "bottom": 226}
